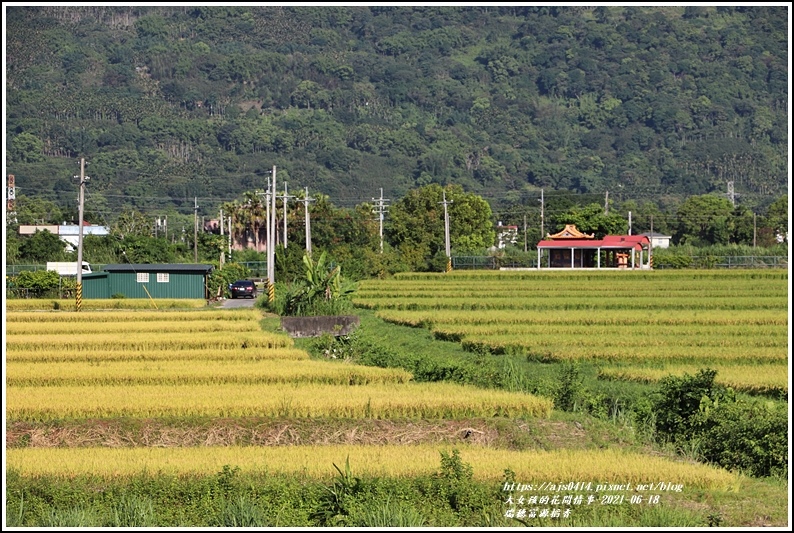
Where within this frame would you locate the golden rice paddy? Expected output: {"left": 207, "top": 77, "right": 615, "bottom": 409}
{"left": 6, "top": 445, "right": 740, "bottom": 490}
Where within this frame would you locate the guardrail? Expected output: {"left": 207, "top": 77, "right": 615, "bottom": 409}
{"left": 451, "top": 255, "right": 787, "bottom": 271}
{"left": 6, "top": 264, "right": 48, "bottom": 275}
{"left": 653, "top": 256, "right": 788, "bottom": 269}
{"left": 239, "top": 261, "right": 268, "bottom": 277}
{"left": 6, "top": 255, "right": 786, "bottom": 279}
{"left": 712, "top": 256, "right": 787, "bottom": 268}
{"left": 6, "top": 288, "right": 74, "bottom": 299}
{"left": 452, "top": 256, "right": 538, "bottom": 270}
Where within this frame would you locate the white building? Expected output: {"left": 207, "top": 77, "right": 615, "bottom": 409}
{"left": 496, "top": 221, "right": 519, "bottom": 249}
{"left": 640, "top": 231, "right": 672, "bottom": 249}
{"left": 18, "top": 223, "right": 110, "bottom": 251}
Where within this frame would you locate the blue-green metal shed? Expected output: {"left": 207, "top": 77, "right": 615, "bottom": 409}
{"left": 82, "top": 264, "right": 213, "bottom": 299}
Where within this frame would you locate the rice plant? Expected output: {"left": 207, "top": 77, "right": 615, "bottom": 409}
{"left": 7, "top": 446, "right": 740, "bottom": 490}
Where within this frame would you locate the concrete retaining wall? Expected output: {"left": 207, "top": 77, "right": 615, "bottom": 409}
{"left": 280, "top": 315, "right": 360, "bottom": 338}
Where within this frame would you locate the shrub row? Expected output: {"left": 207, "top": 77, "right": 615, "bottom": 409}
{"left": 652, "top": 369, "right": 788, "bottom": 478}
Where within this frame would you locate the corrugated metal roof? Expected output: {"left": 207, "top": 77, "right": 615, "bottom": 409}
{"left": 602, "top": 235, "right": 650, "bottom": 246}
{"left": 538, "top": 235, "right": 649, "bottom": 250}
{"left": 102, "top": 264, "right": 213, "bottom": 273}
{"left": 537, "top": 239, "right": 604, "bottom": 248}
{"left": 81, "top": 272, "right": 108, "bottom": 279}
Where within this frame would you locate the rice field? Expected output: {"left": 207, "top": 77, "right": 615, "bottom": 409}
{"left": 373, "top": 309, "right": 787, "bottom": 327}
{"left": 6, "top": 359, "right": 414, "bottom": 387}
{"left": 598, "top": 364, "right": 788, "bottom": 396}
{"left": 5, "top": 347, "right": 312, "bottom": 363}
{"left": 6, "top": 445, "right": 739, "bottom": 489}
{"left": 355, "top": 296, "right": 782, "bottom": 311}
{"left": 354, "top": 271, "right": 789, "bottom": 371}
{"left": 5, "top": 272, "right": 778, "bottom": 526}
{"left": 5, "top": 309, "right": 552, "bottom": 423}
{"left": 6, "top": 319, "right": 262, "bottom": 335}
{"left": 5, "top": 309, "right": 257, "bottom": 322}
{"left": 4, "top": 298, "right": 207, "bottom": 311}
{"left": 6, "top": 331, "right": 291, "bottom": 352}
{"left": 7, "top": 381, "right": 552, "bottom": 421}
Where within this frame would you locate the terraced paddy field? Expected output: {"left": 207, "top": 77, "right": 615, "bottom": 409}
{"left": 5, "top": 273, "right": 789, "bottom": 526}
{"left": 354, "top": 270, "right": 789, "bottom": 380}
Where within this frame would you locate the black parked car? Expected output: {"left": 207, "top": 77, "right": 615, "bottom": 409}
{"left": 230, "top": 280, "right": 258, "bottom": 299}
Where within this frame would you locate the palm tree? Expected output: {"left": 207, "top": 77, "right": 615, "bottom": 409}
{"left": 221, "top": 200, "right": 243, "bottom": 251}
{"left": 241, "top": 191, "right": 267, "bottom": 252}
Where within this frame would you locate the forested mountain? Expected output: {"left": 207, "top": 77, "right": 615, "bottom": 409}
{"left": 5, "top": 5, "right": 789, "bottom": 228}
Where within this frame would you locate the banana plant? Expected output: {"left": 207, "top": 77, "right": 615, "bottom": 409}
{"left": 302, "top": 251, "right": 356, "bottom": 301}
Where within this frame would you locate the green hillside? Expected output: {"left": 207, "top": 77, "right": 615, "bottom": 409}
{"left": 6, "top": 6, "right": 789, "bottom": 225}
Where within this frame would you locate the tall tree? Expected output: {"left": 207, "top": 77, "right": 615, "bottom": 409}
{"left": 111, "top": 209, "right": 153, "bottom": 240}
{"left": 675, "top": 195, "right": 734, "bottom": 246}
{"left": 765, "top": 195, "right": 788, "bottom": 242}
{"left": 386, "top": 184, "right": 494, "bottom": 271}
{"left": 553, "top": 203, "right": 628, "bottom": 238}
{"left": 19, "top": 230, "right": 70, "bottom": 263}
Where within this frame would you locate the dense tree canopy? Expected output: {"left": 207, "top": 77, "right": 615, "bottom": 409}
{"left": 552, "top": 204, "right": 628, "bottom": 239}
{"left": 18, "top": 230, "right": 70, "bottom": 263}
{"left": 6, "top": 6, "right": 787, "bottom": 226}
{"left": 675, "top": 195, "right": 735, "bottom": 246}
{"left": 5, "top": 6, "right": 789, "bottom": 271}
{"left": 386, "top": 184, "right": 494, "bottom": 270}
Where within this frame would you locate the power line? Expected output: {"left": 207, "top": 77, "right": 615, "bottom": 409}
{"left": 16, "top": 182, "right": 785, "bottom": 210}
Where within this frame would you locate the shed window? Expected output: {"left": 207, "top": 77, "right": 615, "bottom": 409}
{"left": 157, "top": 272, "right": 170, "bottom": 283}
{"left": 136, "top": 272, "right": 149, "bottom": 283}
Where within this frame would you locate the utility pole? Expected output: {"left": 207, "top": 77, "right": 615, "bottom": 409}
{"left": 372, "top": 188, "right": 390, "bottom": 253}
{"left": 753, "top": 212, "right": 757, "bottom": 248}
{"left": 74, "top": 158, "right": 89, "bottom": 312}
{"left": 649, "top": 215, "right": 654, "bottom": 269}
{"left": 259, "top": 181, "right": 271, "bottom": 279}
{"left": 6, "top": 174, "right": 17, "bottom": 224}
{"left": 279, "top": 182, "right": 294, "bottom": 249}
{"left": 300, "top": 186, "right": 315, "bottom": 255}
{"left": 523, "top": 214, "right": 528, "bottom": 253}
{"left": 539, "top": 189, "right": 545, "bottom": 238}
{"left": 228, "top": 216, "right": 232, "bottom": 261}
{"left": 219, "top": 208, "right": 225, "bottom": 268}
{"left": 628, "top": 211, "right": 632, "bottom": 235}
{"left": 440, "top": 190, "right": 453, "bottom": 272}
{"left": 257, "top": 169, "right": 277, "bottom": 303}
{"left": 269, "top": 166, "right": 277, "bottom": 294}
{"left": 193, "top": 196, "right": 199, "bottom": 263}
{"left": 604, "top": 190, "right": 609, "bottom": 215}
{"left": 727, "top": 181, "right": 735, "bottom": 207}
{"left": 258, "top": 172, "right": 276, "bottom": 294}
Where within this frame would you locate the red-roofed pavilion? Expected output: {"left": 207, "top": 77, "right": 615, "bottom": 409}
{"left": 536, "top": 225, "right": 651, "bottom": 269}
